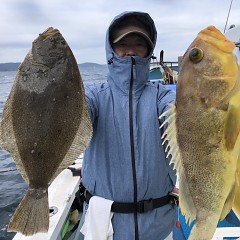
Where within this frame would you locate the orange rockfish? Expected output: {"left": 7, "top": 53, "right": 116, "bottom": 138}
{"left": 160, "top": 26, "right": 240, "bottom": 239}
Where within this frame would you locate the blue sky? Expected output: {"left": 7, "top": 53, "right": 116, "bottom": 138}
{"left": 0, "top": 0, "right": 239, "bottom": 64}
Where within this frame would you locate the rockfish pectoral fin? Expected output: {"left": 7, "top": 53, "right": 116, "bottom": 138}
{"left": 224, "top": 95, "right": 240, "bottom": 150}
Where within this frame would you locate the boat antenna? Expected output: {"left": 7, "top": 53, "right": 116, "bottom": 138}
{"left": 224, "top": 0, "right": 233, "bottom": 33}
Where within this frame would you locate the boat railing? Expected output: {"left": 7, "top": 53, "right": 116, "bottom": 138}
{"left": 150, "top": 61, "right": 179, "bottom": 72}
{"left": 212, "top": 227, "right": 240, "bottom": 239}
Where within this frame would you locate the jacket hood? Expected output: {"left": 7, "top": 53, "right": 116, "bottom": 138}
{"left": 105, "top": 11, "right": 157, "bottom": 94}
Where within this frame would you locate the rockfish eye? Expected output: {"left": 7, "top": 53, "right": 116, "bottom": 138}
{"left": 189, "top": 47, "right": 203, "bottom": 63}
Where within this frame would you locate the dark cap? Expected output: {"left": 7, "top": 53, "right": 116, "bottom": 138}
{"left": 111, "top": 16, "right": 153, "bottom": 48}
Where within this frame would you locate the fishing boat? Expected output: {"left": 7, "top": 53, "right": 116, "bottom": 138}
{"left": 148, "top": 50, "right": 179, "bottom": 84}
{"left": 12, "top": 26, "right": 240, "bottom": 240}
{"left": 225, "top": 24, "right": 240, "bottom": 63}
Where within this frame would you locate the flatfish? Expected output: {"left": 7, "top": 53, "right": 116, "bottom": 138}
{"left": 0, "top": 27, "right": 92, "bottom": 236}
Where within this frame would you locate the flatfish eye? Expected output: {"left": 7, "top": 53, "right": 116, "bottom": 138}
{"left": 189, "top": 47, "right": 203, "bottom": 63}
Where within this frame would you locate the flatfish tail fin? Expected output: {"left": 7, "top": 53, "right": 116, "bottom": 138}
{"left": 8, "top": 187, "right": 49, "bottom": 235}
{"left": 51, "top": 88, "right": 93, "bottom": 181}
{"left": 0, "top": 76, "right": 29, "bottom": 183}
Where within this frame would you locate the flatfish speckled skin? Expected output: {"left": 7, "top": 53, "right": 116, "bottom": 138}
{"left": 0, "top": 27, "right": 92, "bottom": 236}
{"left": 160, "top": 26, "right": 240, "bottom": 239}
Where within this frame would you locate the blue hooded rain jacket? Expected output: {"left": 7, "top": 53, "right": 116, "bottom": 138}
{"left": 81, "top": 11, "right": 177, "bottom": 240}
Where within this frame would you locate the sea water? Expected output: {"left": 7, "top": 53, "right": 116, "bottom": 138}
{"left": 0, "top": 64, "right": 107, "bottom": 240}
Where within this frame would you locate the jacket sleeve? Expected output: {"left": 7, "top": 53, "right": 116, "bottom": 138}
{"left": 156, "top": 84, "right": 177, "bottom": 187}
{"left": 84, "top": 83, "right": 99, "bottom": 124}
{"left": 157, "top": 84, "right": 176, "bottom": 115}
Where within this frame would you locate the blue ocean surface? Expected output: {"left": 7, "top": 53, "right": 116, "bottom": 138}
{"left": 0, "top": 64, "right": 108, "bottom": 240}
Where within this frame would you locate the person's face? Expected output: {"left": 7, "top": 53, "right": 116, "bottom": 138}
{"left": 112, "top": 33, "right": 149, "bottom": 58}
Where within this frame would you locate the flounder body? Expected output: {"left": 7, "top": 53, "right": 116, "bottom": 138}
{"left": 161, "top": 26, "right": 240, "bottom": 239}
{"left": 0, "top": 28, "right": 92, "bottom": 236}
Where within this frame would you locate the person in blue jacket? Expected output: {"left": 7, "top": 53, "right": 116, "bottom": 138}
{"left": 76, "top": 11, "right": 177, "bottom": 240}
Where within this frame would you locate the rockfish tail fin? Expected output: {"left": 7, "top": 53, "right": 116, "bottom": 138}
{"left": 8, "top": 187, "right": 49, "bottom": 236}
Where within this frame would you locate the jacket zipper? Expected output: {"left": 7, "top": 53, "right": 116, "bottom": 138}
{"left": 129, "top": 57, "right": 139, "bottom": 240}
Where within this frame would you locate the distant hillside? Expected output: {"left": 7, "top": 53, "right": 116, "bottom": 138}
{"left": 0, "top": 63, "right": 20, "bottom": 71}
{"left": 0, "top": 62, "right": 106, "bottom": 72}
{"left": 79, "top": 62, "right": 106, "bottom": 68}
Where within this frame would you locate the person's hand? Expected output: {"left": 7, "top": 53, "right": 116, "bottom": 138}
{"left": 171, "top": 187, "right": 179, "bottom": 195}
{"left": 75, "top": 167, "right": 82, "bottom": 172}
{"left": 169, "top": 186, "right": 179, "bottom": 206}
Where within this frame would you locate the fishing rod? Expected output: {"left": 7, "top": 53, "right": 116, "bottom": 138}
{"left": 224, "top": 0, "right": 233, "bottom": 33}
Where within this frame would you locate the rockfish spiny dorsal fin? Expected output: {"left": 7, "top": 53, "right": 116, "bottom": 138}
{"left": 159, "top": 104, "right": 182, "bottom": 173}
